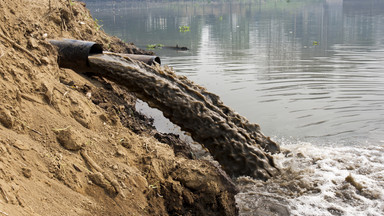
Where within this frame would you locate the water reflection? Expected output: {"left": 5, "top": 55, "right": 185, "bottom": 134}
{"left": 84, "top": 0, "right": 384, "bottom": 144}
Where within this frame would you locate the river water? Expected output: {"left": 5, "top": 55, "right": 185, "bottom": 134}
{"left": 84, "top": 0, "right": 383, "bottom": 215}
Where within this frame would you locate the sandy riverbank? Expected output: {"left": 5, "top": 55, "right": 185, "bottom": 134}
{"left": 0, "top": 0, "right": 238, "bottom": 215}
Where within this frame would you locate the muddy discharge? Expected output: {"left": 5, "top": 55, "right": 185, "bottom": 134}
{"left": 88, "top": 53, "right": 279, "bottom": 180}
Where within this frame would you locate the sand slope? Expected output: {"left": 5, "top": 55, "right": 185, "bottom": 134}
{"left": 0, "top": 0, "right": 237, "bottom": 215}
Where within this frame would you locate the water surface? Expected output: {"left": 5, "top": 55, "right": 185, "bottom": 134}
{"left": 85, "top": 0, "right": 384, "bottom": 145}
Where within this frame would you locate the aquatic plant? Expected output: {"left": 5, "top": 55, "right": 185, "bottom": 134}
{"left": 146, "top": 44, "right": 164, "bottom": 50}
{"left": 179, "top": 25, "right": 190, "bottom": 33}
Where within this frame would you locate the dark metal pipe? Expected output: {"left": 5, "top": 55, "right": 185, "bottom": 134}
{"left": 49, "top": 39, "right": 103, "bottom": 71}
{"left": 103, "top": 52, "right": 161, "bottom": 65}
{"left": 49, "top": 39, "right": 161, "bottom": 71}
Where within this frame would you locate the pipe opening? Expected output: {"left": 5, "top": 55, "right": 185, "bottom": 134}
{"left": 154, "top": 56, "right": 161, "bottom": 65}
{"left": 87, "top": 44, "right": 103, "bottom": 66}
{"left": 50, "top": 39, "right": 161, "bottom": 69}
{"left": 89, "top": 44, "right": 103, "bottom": 55}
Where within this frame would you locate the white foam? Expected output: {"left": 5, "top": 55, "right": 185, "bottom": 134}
{"left": 236, "top": 141, "right": 384, "bottom": 216}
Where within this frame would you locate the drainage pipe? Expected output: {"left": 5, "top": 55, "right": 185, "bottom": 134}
{"left": 49, "top": 39, "right": 161, "bottom": 70}
{"left": 49, "top": 39, "right": 103, "bottom": 71}
{"left": 103, "top": 52, "right": 161, "bottom": 65}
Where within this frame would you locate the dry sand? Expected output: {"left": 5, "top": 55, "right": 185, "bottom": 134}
{"left": 0, "top": 0, "right": 237, "bottom": 215}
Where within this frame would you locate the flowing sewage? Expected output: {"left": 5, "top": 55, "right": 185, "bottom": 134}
{"left": 50, "top": 39, "right": 280, "bottom": 180}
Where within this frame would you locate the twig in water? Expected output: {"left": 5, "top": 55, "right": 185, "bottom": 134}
{"left": 0, "top": 32, "right": 41, "bottom": 65}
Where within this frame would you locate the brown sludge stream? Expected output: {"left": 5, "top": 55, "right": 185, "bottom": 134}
{"left": 89, "top": 53, "right": 280, "bottom": 180}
